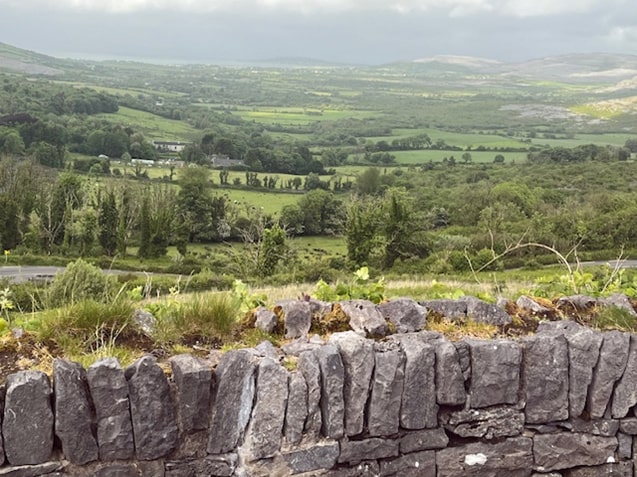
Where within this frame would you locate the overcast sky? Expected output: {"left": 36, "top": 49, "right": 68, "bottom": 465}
{"left": 1, "top": 0, "right": 636, "bottom": 64}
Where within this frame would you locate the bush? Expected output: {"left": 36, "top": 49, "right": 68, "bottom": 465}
{"left": 47, "top": 259, "right": 117, "bottom": 307}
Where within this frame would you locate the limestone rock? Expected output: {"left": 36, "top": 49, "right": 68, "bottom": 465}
{"left": 454, "top": 340, "right": 471, "bottom": 382}
{"left": 132, "top": 308, "right": 156, "bottom": 336}
{"left": 285, "top": 372, "right": 308, "bottom": 445}
{"left": 282, "top": 338, "right": 323, "bottom": 357}
{"left": 328, "top": 331, "right": 374, "bottom": 436}
{"left": 522, "top": 333, "right": 569, "bottom": 424}
{"left": 466, "top": 339, "right": 521, "bottom": 408}
{"left": 516, "top": 295, "right": 551, "bottom": 314}
{"left": 436, "top": 437, "right": 533, "bottom": 477}
{"left": 567, "top": 417, "right": 619, "bottom": 436}
{"left": 533, "top": 433, "right": 618, "bottom": 472}
{"left": 563, "top": 462, "right": 633, "bottom": 476}
{"left": 170, "top": 354, "right": 213, "bottom": 433}
{"left": 0, "top": 462, "right": 63, "bottom": 477}
{"left": 94, "top": 463, "right": 139, "bottom": 477}
{"left": 243, "top": 358, "right": 289, "bottom": 461}
{"left": 308, "top": 299, "right": 333, "bottom": 320}
{"left": 399, "top": 428, "right": 449, "bottom": 453}
{"left": 600, "top": 293, "right": 637, "bottom": 317}
{"left": 254, "top": 307, "right": 278, "bottom": 333}
{"left": 612, "top": 334, "right": 637, "bottom": 418}
{"left": 441, "top": 406, "right": 525, "bottom": 440}
{"left": 338, "top": 438, "right": 399, "bottom": 465}
{"left": 3, "top": 371, "right": 54, "bottom": 465}
{"left": 368, "top": 341, "right": 405, "bottom": 436}
{"left": 125, "top": 355, "right": 179, "bottom": 460}
{"left": 53, "top": 359, "right": 98, "bottom": 465}
{"left": 276, "top": 299, "right": 312, "bottom": 339}
{"left": 379, "top": 450, "right": 435, "bottom": 477}
{"left": 316, "top": 344, "right": 345, "bottom": 439}
{"left": 254, "top": 340, "right": 280, "bottom": 360}
{"left": 324, "top": 461, "right": 379, "bottom": 477}
{"left": 435, "top": 339, "right": 466, "bottom": 406}
{"left": 461, "top": 295, "right": 512, "bottom": 325}
{"left": 619, "top": 417, "right": 637, "bottom": 434}
{"left": 207, "top": 349, "right": 257, "bottom": 454}
{"left": 165, "top": 454, "right": 237, "bottom": 477}
{"left": 297, "top": 350, "right": 322, "bottom": 437}
{"left": 281, "top": 440, "right": 340, "bottom": 474}
{"left": 339, "top": 300, "right": 387, "bottom": 337}
{"left": 556, "top": 295, "right": 597, "bottom": 310}
{"left": 617, "top": 431, "right": 632, "bottom": 459}
{"left": 390, "top": 333, "right": 437, "bottom": 429}
{"left": 378, "top": 298, "right": 427, "bottom": 333}
{"left": 87, "top": 358, "right": 135, "bottom": 461}
{"left": 538, "top": 321, "right": 603, "bottom": 418}
{"left": 419, "top": 299, "right": 467, "bottom": 321}
{"left": 587, "top": 331, "right": 630, "bottom": 418}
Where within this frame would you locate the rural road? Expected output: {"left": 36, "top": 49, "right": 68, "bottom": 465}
{"left": 0, "top": 266, "right": 133, "bottom": 284}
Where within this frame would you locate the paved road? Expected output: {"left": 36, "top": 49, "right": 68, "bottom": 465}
{"left": 0, "top": 266, "right": 132, "bottom": 284}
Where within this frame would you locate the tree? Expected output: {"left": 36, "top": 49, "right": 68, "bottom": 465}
{"left": 98, "top": 191, "right": 118, "bottom": 256}
{"left": 461, "top": 152, "right": 472, "bottom": 164}
{"left": 0, "top": 194, "right": 20, "bottom": 250}
{"left": 177, "top": 166, "right": 216, "bottom": 242}
{"left": 357, "top": 167, "right": 381, "bottom": 195}
{"left": 346, "top": 197, "right": 381, "bottom": 267}
{"left": 256, "top": 224, "right": 286, "bottom": 277}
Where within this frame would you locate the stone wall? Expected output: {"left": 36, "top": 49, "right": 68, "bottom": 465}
{"left": 2, "top": 296, "right": 637, "bottom": 476}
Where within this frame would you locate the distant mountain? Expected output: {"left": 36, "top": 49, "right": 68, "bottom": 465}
{"left": 0, "top": 42, "right": 68, "bottom": 75}
{"left": 394, "top": 52, "right": 637, "bottom": 83}
{"left": 253, "top": 57, "right": 352, "bottom": 68}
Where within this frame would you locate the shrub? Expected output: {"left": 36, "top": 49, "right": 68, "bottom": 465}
{"left": 47, "top": 259, "right": 117, "bottom": 307}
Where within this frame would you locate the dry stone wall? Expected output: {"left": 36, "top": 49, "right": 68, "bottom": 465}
{"left": 2, "top": 296, "right": 637, "bottom": 476}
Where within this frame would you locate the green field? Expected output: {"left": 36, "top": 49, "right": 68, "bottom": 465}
{"left": 95, "top": 106, "right": 199, "bottom": 141}
{"left": 234, "top": 107, "right": 377, "bottom": 125}
{"left": 391, "top": 150, "right": 527, "bottom": 164}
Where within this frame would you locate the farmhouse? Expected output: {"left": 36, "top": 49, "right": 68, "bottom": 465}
{"left": 153, "top": 141, "right": 189, "bottom": 153}
{"left": 211, "top": 154, "right": 245, "bottom": 168}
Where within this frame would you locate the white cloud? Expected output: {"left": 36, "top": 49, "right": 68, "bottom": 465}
{"left": 0, "top": 0, "right": 625, "bottom": 16}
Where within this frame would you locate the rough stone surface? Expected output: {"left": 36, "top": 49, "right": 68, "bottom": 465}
{"left": 539, "top": 321, "right": 603, "bottom": 418}
{"left": 399, "top": 428, "right": 449, "bottom": 454}
{"left": 617, "top": 431, "right": 632, "bottom": 459}
{"left": 281, "top": 441, "right": 340, "bottom": 474}
{"left": 125, "top": 355, "right": 179, "bottom": 460}
{"left": 436, "top": 437, "right": 533, "bottom": 477}
{"left": 132, "top": 308, "right": 156, "bottom": 336}
{"left": 435, "top": 339, "right": 466, "bottom": 406}
{"left": 420, "top": 299, "right": 467, "bottom": 321}
{"left": 454, "top": 340, "right": 471, "bottom": 382}
{"left": 612, "top": 334, "right": 637, "bottom": 418}
{"left": 254, "top": 307, "right": 278, "bottom": 333}
{"left": 600, "top": 293, "right": 637, "bottom": 317}
{"left": 390, "top": 333, "right": 437, "bottom": 429}
{"left": 533, "top": 433, "right": 618, "bottom": 472}
{"left": 323, "top": 461, "right": 380, "bottom": 477}
{"left": 467, "top": 339, "right": 521, "bottom": 408}
{"left": 338, "top": 438, "right": 399, "bottom": 465}
{"left": 378, "top": 298, "right": 427, "bottom": 333}
{"left": 441, "top": 406, "right": 525, "bottom": 440}
{"left": 619, "top": 417, "right": 637, "bottom": 434}
{"left": 379, "top": 450, "right": 435, "bottom": 477}
{"left": 297, "top": 350, "right": 322, "bottom": 437}
{"left": 207, "top": 349, "right": 257, "bottom": 454}
{"left": 243, "top": 358, "right": 289, "bottom": 461}
{"left": 53, "top": 359, "right": 98, "bottom": 465}
{"left": 170, "top": 354, "right": 213, "bottom": 433}
{"left": 587, "top": 331, "right": 630, "bottom": 418}
{"left": 3, "top": 371, "right": 54, "bottom": 466}
{"left": 556, "top": 295, "right": 597, "bottom": 311}
{"left": 516, "top": 295, "right": 551, "bottom": 314}
{"left": 254, "top": 340, "right": 279, "bottom": 360}
{"left": 339, "top": 300, "right": 387, "bottom": 337}
{"left": 276, "top": 300, "right": 312, "bottom": 339}
{"left": 316, "top": 344, "right": 345, "bottom": 440}
{"left": 282, "top": 339, "right": 323, "bottom": 357}
{"left": 367, "top": 341, "right": 405, "bottom": 436}
{"left": 165, "top": 454, "right": 237, "bottom": 477}
{"left": 0, "top": 462, "right": 63, "bottom": 477}
{"left": 86, "top": 358, "right": 135, "bottom": 461}
{"left": 285, "top": 372, "right": 308, "bottom": 445}
{"left": 522, "top": 333, "right": 569, "bottom": 423}
{"left": 563, "top": 462, "right": 633, "bottom": 476}
{"left": 328, "top": 331, "right": 374, "bottom": 436}
{"left": 567, "top": 417, "right": 619, "bottom": 436}
{"left": 461, "top": 295, "right": 512, "bottom": 325}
